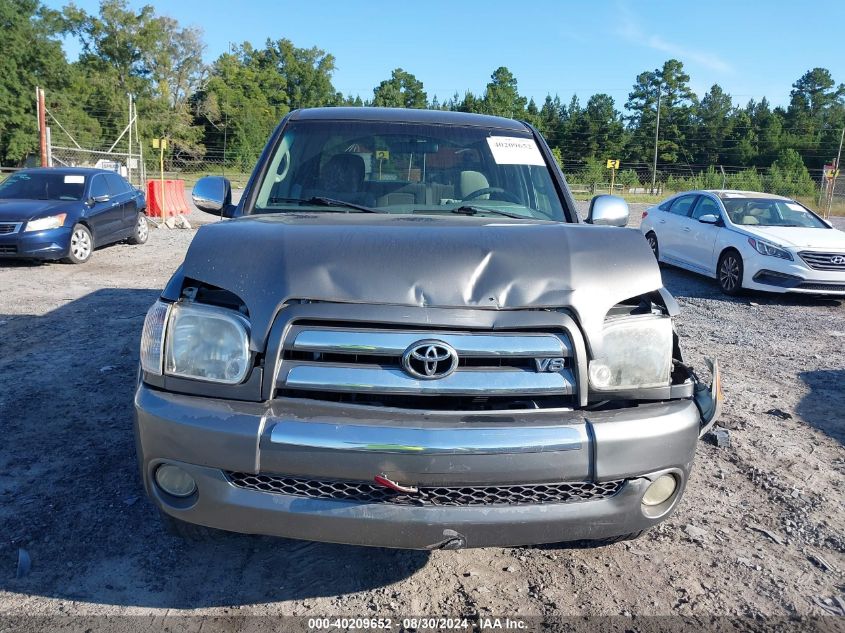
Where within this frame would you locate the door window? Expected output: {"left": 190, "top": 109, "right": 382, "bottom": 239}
{"left": 105, "top": 173, "right": 129, "bottom": 196}
{"left": 668, "top": 195, "right": 697, "bottom": 216}
{"left": 691, "top": 196, "right": 721, "bottom": 220}
{"left": 90, "top": 175, "right": 110, "bottom": 199}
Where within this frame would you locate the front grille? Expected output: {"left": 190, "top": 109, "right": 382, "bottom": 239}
{"left": 0, "top": 222, "right": 20, "bottom": 235}
{"left": 799, "top": 251, "right": 845, "bottom": 271}
{"left": 0, "top": 245, "right": 18, "bottom": 255}
{"left": 275, "top": 323, "right": 577, "bottom": 410}
{"left": 796, "top": 282, "right": 845, "bottom": 292}
{"left": 225, "top": 472, "right": 623, "bottom": 506}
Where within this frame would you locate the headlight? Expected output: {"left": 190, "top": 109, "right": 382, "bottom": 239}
{"left": 589, "top": 316, "right": 673, "bottom": 390}
{"left": 747, "top": 237, "right": 792, "bottom": 260}
{"left": 24, "top": 213, "right": 67, "bottom": 232}
{"left": 164, "top": 302, "right": 250, "bottom": 384}
{"left": 140, "top": 301, "right": 171, "bottom": 375}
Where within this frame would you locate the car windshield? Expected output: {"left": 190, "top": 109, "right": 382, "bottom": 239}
{"left": 252, "top": 119, "right": 566, "bottom": 221}
{"left": 0, "top": 172, "right": 85, "bottom": 201}
{"left": 722, "top": 198, "right": 827, "bottom": 228}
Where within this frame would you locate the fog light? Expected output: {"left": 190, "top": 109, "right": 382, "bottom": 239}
{"left": 155, "top": 464, "right": 197, "bottom": 497}
{"left": 642, "top": 474, "right": 677, "bottom": 506}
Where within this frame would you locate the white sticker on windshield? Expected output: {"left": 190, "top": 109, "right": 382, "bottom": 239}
{"left": 785, "top": 202, "right": 804, "bottom": 211}
{"left": 64, "top": 175, "right": 85, "bottom": 184}
{"left": 486, "top": 136, "right": 545, "bottom": 166}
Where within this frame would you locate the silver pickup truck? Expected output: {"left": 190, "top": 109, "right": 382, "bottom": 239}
{"left": 135, "top": 107, "right": 721, "bottom": 549}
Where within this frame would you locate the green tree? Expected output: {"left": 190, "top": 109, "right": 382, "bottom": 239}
{"left": 625, "top": 59, "right": 698, "bottom": 165}
{"left": 481, "top": 67, "right": 526, "bottom": 118}
{"left": 62, "top": 0, "right": 207, "bottom": 162}
{"left": 693, "top": 84, "right": 733, "bottom": 164}
{"left": 766, "top": 148, "right": 816, "bottom": 196}
{"left": 372, "top": 68, "right": 427, "bottom": 108}
{"left": 0, "top": 0, "right": 76, "bottom": 163}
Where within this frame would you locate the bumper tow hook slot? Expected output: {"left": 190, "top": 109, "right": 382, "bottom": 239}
{"left": 374, "top": 474, "right": 419, "bottom": 494}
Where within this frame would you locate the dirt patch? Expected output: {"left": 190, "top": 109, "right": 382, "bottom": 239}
{"left": 0, "top": 203, "right": 843, "bottom": 620}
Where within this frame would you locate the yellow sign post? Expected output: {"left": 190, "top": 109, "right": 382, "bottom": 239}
{"left": 606, "top": 159, "right": 620, "bottom": 194}
{"left": 152, "top": 138, "right": 168, "bottom": 221}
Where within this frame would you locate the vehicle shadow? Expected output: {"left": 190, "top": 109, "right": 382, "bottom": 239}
{"left": 796, "top": 369, "right": 845, "bottom": 446}
{"left": 660, "top": 264, "right": 843, "bottom": 307}
{"left": 0, "top": 289, "right": 428, "bottom": 608}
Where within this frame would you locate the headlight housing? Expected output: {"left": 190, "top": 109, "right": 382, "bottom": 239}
{"left": 25, "top": 213, "right": 67, "bottom": 232}
{"left": 747, "top": 237, "right": 792, "bottom": 260}
{"left": 589, "top": 316, "right": 673, "bottom": 390}
{"left": 139, "top": 300, "right": 251, "bottom": 384}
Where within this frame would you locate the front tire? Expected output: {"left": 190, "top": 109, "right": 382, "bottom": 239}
{"left": 717, "top": 250, "right": 744, "bottom": 296}
{"left": 63, "top": 224, "right": 93, "bottom": 264}
{"left": 127, "top": 212, "right": 149, "bottom": 245}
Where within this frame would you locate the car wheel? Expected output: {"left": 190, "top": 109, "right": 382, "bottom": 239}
{"left": 63, "top": 224, "right": 93, "bottom": 264}
{"left": 158, "top": 510, "right": 223, "bottom": 541}
{"left": 718, "top": 250, "right": 744, "bottom": 296}
{"left": 128, "top": 212, "right": 149, "bottom": 245}
{"left": 645, "top": 232, "right": 659, "bottom": 260}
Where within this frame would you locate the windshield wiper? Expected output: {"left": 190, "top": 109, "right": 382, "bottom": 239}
{"left": 449, "top": 205, "right": 528, "bottom": 219}
{"left": 267, "top": 196, "right": 382, "bottom": 213}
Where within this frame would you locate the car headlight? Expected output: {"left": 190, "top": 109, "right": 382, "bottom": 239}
{"left": 139, "top": 300, "right": 251, "bottom": 384}
{"left": 140, "top": 301, "right": 171, "bottom": 375}
{"left": 24, "top": 213, "right": 67, "bottom": 232}
{"left": 589, "top": 316, "right": 673, "bottom": 390}
{"left": 747, "top": 237, "right": 792, "bottom": 260}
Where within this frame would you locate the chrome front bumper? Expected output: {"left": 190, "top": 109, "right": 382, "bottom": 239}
{"left": 134, "top": 362, "right": 721, "bottom": 549}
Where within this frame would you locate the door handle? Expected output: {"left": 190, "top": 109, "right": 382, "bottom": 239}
{"left": 682, "top": 227, "right": 691, "bottom": 232}
{"left": 659, "top": 219, "right": 666, "bottom": 224}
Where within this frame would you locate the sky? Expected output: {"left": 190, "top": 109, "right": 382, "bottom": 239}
{"left": 44, "top": 0, "right": 845, "bottom": 111}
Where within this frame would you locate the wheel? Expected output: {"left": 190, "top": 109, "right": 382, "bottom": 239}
{"left": 158, "top": 510, "right": 222, "bottom": 541}
{"left": 63, "top": 224, "right": 93, "bottom": 264}
{"left": 645, "top": 232, "right": 659, "bottom": 260}
{"left": 127, "top": 212, "right": 149, "bottom": 245}
{"left": 717, "top": 250, "right": 744, "bottom": 296}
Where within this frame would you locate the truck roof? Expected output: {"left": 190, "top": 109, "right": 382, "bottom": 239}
{"left": 290, "top": 107, "right": 530, "bottom": 132}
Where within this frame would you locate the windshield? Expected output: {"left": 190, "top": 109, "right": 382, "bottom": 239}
{"left": 0, "top": 172, "right": 85, "bottom": 201}
{"left": 253, "top": 120, "right": 566, "bottom": 221}
{"left": 723, "top": 198, "right": 828, "bottom": 228}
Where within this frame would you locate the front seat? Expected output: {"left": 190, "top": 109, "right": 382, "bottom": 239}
{"left": 311, "top": 154, "right": 375, "bottom": 206}
{"left": 459, "top": 170, "right": 490, "bottom": 200}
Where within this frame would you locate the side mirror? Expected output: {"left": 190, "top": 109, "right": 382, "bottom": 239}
{"left": 92, "top": 194, "right": 110, "bottom": 204}
{"left": 586, "top": 194, "right": 629, "bottom": 227}
{"left": 192, "top": 176, "right": 235, "bottom": 217}
{"left": 698, "top": 214, "right": 719, "bottom": 224}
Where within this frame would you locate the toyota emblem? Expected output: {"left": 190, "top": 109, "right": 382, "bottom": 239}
{"left": 401, "top": 340, "right": 459, "bottom": 380}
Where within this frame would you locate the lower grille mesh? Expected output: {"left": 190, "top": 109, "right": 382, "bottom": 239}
{"left": 225, "top": 472, "right": 624, "bottom": 506}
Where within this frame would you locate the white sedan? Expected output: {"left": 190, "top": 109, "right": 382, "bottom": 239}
{"left": 640, "top": 190, "right": 845, "bottom": 296}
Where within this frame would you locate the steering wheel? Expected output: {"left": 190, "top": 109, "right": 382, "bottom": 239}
{"left": 461, "top": 187, "right": 521, "bottom": 204}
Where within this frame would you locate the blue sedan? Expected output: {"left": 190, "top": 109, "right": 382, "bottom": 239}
{"left": 0, "top": 167, "right": 148, "bottom": 264}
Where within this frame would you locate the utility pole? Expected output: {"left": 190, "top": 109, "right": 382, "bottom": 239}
{"left": 127, "top": 93, "right": 133, "bottom": 183}
{"left": 826, "top": 125, "right": 844, "bottom": 218}
{"left": 651, "top": 85, "right": 661, "bottom": 195}
{"left": 36, "top": 87, "right": 48, "bottom": 167}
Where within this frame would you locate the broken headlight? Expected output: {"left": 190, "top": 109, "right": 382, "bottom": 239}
{"left": 589, "top": 315, "right": 673, "bottom": 390}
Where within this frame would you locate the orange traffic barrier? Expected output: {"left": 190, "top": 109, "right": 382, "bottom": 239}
{"left": 146, "top": 179, "right": 190, "bottom": 218}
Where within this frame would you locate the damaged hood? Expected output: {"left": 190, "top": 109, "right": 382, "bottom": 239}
{"left": 177, "top": 213, "right": 664, "bottom": 349}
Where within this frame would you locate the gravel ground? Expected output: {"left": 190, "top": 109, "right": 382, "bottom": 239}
{"left": 0, "top": 201, "right": 843, "bottom": 625}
